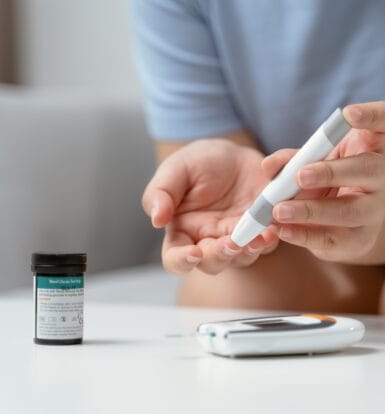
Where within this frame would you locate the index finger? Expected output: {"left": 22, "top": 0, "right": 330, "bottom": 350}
{"left": 343, "top": 101, "right": 385, "bottom": 133}
{"left": 297, "top": 152, "right": 385, "bottom": 191}
{"left": 142, "top": 153, "right": 189, "bottom": 227}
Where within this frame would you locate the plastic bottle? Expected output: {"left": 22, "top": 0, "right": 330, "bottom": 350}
{"left": 32, "top": 252, "right": 87, "bottom": 345}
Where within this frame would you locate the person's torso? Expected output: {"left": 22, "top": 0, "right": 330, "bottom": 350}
{"left": 197, "top": 0, "right": 385, "bottom": 153}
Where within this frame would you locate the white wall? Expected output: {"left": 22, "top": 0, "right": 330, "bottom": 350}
{"left": 0, "top": 1, "right": 162, "bottom": 291}
{"left": 17, "top": 0, "right": 140, "bottom": 96}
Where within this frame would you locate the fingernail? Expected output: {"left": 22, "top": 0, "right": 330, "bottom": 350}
{"left": 186, "top": 255, "right": 201, "bottom": 264}
{"left": 151, "top": 202, "right": 159, "bottom": 220}
{"left": 223, "top": 245, "right": 240, "bottom": 256}
{"left": 277, "top": 205, "right": 295, "bottom": 220}
{"left": 348, "top": 107, "right": 363, "bottom": 122}
{"left": 280, "top": 227, "right": 293, "bottom": 240}
{"left": 247, "top": 246, "right": 261, "bottom": 254}
{"left": 299, "top": 168, "right": 317, "bottom": 187}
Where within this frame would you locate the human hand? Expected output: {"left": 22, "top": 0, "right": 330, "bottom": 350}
{"left": 265, "top": 102, "right": 385, "bottom": 264}
{"left": 142, "top": 139, "right": 278, "bottom": 275}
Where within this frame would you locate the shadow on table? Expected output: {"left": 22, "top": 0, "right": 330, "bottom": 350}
{"left": 204, "top": 345, "right": 380, "bottom": 360}
{"left": 332, "top": 345, "right": 379, "bottom": 357}
{"left": 82, "top": 339, "right": 379, "bottom": 360}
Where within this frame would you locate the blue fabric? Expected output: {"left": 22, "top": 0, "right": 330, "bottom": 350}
{"left": 132, "top": 0, "right": 385, "bottom": 154}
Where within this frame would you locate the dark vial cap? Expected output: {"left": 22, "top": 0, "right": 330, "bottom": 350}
{"left": 31, "top": 252, "right": 87, "bottom": 275}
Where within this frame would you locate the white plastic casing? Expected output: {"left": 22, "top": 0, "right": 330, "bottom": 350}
{"left": 197, "top": 315, "right": 365, "bottom": 357}
{"left": 230, "top": 211, "right": 266, "bottom": 247}
{"left": 262, "top": 126, "right": 334, "bottom": 205}
{"left": 231, "top": 125, "right": 335, "bottom": 246}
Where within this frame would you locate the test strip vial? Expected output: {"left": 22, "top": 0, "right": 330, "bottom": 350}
{"left": 32, "top": 252, "right": 87, "bottom": 345}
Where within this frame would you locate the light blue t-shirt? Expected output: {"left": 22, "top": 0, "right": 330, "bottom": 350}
{"left": 133, "top": 0, "right": 385, "bottom": 154}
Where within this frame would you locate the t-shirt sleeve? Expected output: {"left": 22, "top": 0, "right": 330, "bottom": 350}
{"left": 132, "top": 0, "right": 244, "bottom": 140}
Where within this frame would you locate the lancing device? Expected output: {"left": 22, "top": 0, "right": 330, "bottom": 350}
{"left": 231, "top": 108, "right": 352, "bottom": 247}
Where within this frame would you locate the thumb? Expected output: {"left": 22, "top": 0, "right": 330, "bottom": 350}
{"left": 142, "top": 155, "right": 189, "bottom": 228}
{"left": 261, "top": 148, "right": 298, "bottom": 179}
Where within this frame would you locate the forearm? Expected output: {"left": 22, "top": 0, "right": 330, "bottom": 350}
{"left": 154, "top": 128, "right": 260, "bottom": 163}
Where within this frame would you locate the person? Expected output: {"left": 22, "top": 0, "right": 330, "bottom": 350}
{"left": 133, "top": 0, "right": 385, "bottom": 313}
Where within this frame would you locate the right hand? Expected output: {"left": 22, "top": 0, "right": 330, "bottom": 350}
{"left": 142, "top": 139, "right": 279, "bottom": 275}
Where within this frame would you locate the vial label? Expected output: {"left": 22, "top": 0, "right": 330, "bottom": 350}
{"left": 35, "top": 275, "right": 84, "bottom": 340}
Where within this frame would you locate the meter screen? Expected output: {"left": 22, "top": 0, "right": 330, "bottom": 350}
{"left": 243, "top": 320, "right": 295, "bottom": 329}
{"left": 237, "top": 315, "right": 336, "bottom": 332}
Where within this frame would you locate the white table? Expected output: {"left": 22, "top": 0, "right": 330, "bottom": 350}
{"left": 1, "top": 287, "right": 385, "bottom": 413}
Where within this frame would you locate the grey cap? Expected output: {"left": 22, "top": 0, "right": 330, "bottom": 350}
{"left": 323, "top": 108, "right": 352, "bottom": 145}
{"left": 248, "top": 195, "right": 273, "bottom": 226}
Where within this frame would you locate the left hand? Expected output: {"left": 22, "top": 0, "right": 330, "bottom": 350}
{"left": 262, "top": 101, "right": 385, "bottom": 264}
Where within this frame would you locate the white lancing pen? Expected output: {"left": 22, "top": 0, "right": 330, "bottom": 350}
{"left": 231, "top": 108, "right": 352, "bottom": 247}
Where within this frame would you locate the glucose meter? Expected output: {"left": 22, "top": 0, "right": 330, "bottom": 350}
{"left": 197, "top": 314, "right": 364, "bottom": 357}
